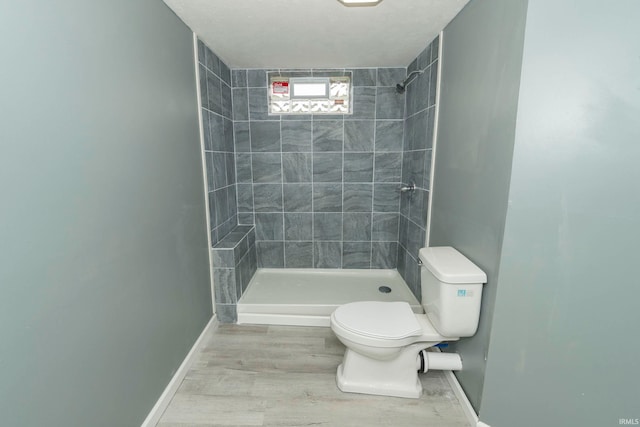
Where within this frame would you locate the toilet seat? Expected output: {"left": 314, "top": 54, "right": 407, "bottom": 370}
{"left": 332, "top": 301, "right": 422, "bottom": 339}
{"left": 331, "top": 301, "right": 450, "bottom": 349}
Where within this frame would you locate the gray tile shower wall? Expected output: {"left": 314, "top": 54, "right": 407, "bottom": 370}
{"left": 398, "top": 36, "right": 440, "bottom": 299}
{"left": 199, "top": 40, "right": 260, "bottom": 323}
{"left": 232, "top": 68, "right": 406, "bottom": 269}
{"left": 211, "top": 225, "right": 257, "bottom": 323}
{"left": 198, "top": 40, "right": 237, "bottom": 246}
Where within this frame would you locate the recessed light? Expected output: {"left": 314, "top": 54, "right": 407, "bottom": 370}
{"left": 338, "top": 0, "right": 383, "bottom": 7}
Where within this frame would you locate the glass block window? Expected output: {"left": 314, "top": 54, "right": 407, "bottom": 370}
{"left": 268, "top": 74, "right": 351, "bottom": 115}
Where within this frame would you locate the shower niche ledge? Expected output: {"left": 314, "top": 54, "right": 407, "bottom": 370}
{"left": 237, "top": 268, "right": 422, "bottom": 327}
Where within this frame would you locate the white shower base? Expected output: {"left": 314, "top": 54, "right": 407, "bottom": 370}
{"left": 237, "top": 268, "right": 423, "bottom": 327}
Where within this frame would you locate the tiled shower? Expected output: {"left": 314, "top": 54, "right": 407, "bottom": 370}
{"left": 233, "top": 67, "right": 406, "bottom": 271}
{"left": 199, "top": 37, "right": 440, "bottom": 321}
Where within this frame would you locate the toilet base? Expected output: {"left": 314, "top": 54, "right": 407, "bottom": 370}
{"left": 335, "top": 343, "right": 427, "bottom": 399}
{"left": 336, "top": 363, "right": 422, "bottom": 399}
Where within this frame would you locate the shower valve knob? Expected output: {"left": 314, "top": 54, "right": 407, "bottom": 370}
{"left": 399, "top": 182, "right": 415, "bottom": 193}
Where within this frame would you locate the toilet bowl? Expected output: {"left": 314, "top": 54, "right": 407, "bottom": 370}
{"left": 330, "top": 247, "right": 487, "bottom": 398}
{"left": 330, "top": 301, "right": 454, "bottom": 398}
{"left": 331, "top": 301, "right": 447, "bottom": 360}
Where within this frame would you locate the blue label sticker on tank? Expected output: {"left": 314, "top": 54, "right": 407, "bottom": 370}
{"left": 457, "top": 290, "right": 467, "bottom": 297}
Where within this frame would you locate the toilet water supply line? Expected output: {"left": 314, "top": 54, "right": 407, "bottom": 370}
{"left": 416, "top": 350, "right": 463, "bottom": 374}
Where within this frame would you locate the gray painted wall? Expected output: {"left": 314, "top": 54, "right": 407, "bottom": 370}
{"left": 480, "top": 1, "right": 640, "bottom": 426}
{"left": 0, "top": 1, "right": 212, "bottom": 425}
{"left": 428, "top": 0, "right": 528, "bottom": 410}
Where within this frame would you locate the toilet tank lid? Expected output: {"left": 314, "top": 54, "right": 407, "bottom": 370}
{"left": 419, "top": 247, "right": 487, "bottom": 284}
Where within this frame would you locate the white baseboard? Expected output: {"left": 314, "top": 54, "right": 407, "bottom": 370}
{"left": 141, "top": 316, "right": 218, "bottom": 427}
{"left": 442, "top": 370, "right": 482, "bottom": 427}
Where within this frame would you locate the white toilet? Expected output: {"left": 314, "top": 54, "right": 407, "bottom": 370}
{"left": 330, "top": 246, "right": 487, "bottom": 398}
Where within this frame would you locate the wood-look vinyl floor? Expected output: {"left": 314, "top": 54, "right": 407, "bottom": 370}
{"left": 157, "top": 324, "right": 470, "bottom": 427}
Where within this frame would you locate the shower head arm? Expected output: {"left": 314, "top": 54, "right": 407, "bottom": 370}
{"left": 395, "top": 68, "right": 426, "bottom": 93}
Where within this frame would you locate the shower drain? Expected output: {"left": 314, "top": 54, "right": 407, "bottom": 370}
{"left": 378, "top": 285, "right": 392, "bottom": 293}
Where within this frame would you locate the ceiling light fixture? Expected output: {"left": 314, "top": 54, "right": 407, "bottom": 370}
{"left": 338, "top": 0, "right": 383, "bottom": 7}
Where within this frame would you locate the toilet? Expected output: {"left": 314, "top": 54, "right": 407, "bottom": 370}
{"left": 330, "top": 246, "right": 487, "bottom": 398}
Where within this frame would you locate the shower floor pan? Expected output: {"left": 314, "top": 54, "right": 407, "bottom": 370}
{"left": 236, "top": 268, "right": 422, "bottom": 327}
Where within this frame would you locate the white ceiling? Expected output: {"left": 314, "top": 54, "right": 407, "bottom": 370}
{"left": 163, "top": 0, "right": 470, "bottom": 69}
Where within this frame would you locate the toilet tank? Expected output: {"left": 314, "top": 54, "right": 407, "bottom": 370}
{"left": 419, "top": 247, "right": 487, "bottom": 338}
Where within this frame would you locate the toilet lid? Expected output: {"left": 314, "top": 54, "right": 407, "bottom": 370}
{"left": 332, "top": 301, "right": 422, "bottom": 340}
